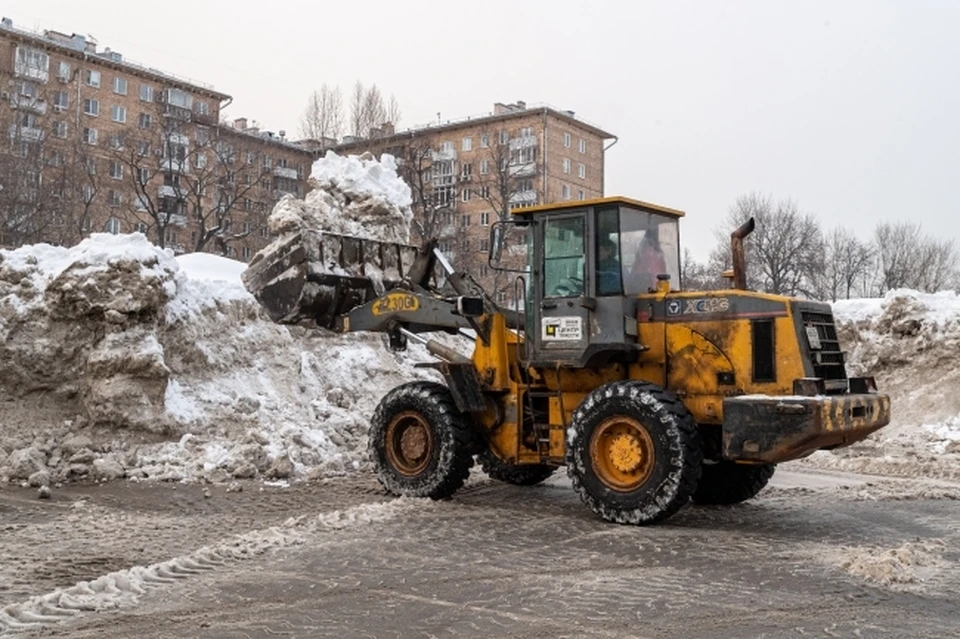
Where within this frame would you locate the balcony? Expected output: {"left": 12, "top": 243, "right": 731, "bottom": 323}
{"left": 509, "top": 135, "right": 538, "bottom": 150}
{"left": 161, "top": 158, "right": 189, "bottom": 173}
{"left": 508, "top": 162, "right": 537, "bottom": 178}
{"left": 14, "top": 63, "right": 48, "bottom": 83}
{"left": 163, "top": 213, "right": 188, "bottom": 227}
{"left": 431, "top": 148, "right": 457, "bottom": 162}
{"left": 158, "top": 184, "right": 186, "bottom": 198}
{"left": 8, "top": 125, "right": 42, "bottom": 142}
{"left": 509, "top": 189, "right": 538, "bottom": 205}
{"left": 273, "top": 166, "right": 298, "bottom": 180}
{"left": 10, "top": 94, "right": 47, "bottom": 114}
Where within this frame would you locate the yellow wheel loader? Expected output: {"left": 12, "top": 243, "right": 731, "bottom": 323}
{"left": 243, "top": 196, "right": 890, "bottom": 525}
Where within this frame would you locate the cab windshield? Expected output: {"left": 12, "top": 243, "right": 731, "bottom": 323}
{"left": 595, "top": 207, "right": 681, "bottom": 296}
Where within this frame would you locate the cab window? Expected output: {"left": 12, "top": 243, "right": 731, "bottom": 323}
{"left": 543, "top": 216, "right": 585, "bottom": 297}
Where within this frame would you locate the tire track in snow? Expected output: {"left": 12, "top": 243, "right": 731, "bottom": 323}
{"left": 0, "top": 498, "right": 420, "bottom": 635}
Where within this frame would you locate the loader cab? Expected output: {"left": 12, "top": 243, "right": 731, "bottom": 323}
{"left": 495, "top": 197, "right": 683, "bottom": 367}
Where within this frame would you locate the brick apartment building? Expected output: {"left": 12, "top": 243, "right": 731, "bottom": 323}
{"left": 0, "top": 17, "right": 616, "bottom": 281}
{"left": 330, "top": 102, "right": 616, "bottom": 293}
{"left": 0, "top": 17, "right": 312, "bottom": 260}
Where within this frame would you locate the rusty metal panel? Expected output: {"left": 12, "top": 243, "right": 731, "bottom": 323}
{"left": 722, "top": 393, "right": 891, "bottom": 463}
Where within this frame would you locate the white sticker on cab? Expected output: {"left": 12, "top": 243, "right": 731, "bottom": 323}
{"left": 542, "top": 316, "right": 583, "bottom": 341}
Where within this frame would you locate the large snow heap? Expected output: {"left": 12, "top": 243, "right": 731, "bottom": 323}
{"left": 270, "top": 151, "right": 413, "bottom": 243}
{"left": 809, "top": 290, "right": 960, "bottom": 477}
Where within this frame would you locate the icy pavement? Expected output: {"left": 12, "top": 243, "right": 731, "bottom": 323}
{"left": 1, "top": 469, "right": 958, "bottom": 638}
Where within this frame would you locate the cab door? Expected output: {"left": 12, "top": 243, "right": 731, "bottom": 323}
{"left": 529, "top": 212, "right": 591, "bottom": 364}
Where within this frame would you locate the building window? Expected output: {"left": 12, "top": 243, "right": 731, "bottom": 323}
{"left": 563, "top": 132, "right": 571, "bottom": 147}
{"left": 579, "top": 190, "right": 586, "bottom": 201}
{"left": 138, "top": 167, "right": 150, "bottom": 184}
{"left": 137, "top": 141, "right": 151, "bottom": 156}
{"left": 105, "top": 217, "right": 121, "bottom": 234}
{"left": 460, "top": 163, "right": 472, "bottom": 179}
{"left": 53, "top": 121, "right": 67, "bottom": 138}
{"left": 563, "top": 158, "right": 571, "bottom": 174}
{"left": 16, "top": 80, "right": 37, "bottom": 98}
{"left": 499, "top": 130, "right": 509, "bottom": 144}
{"left": 579, "top": 138, "right": 586, "bottom": 153}
{"left": 479, "top": 238, "right": 489, "bottom": 252}
{"left": 52, "top": 91, "right": 69, "bottom": 111}
{"left": 479, "top": 265, "right": 488, "bottom": 278}
{"left": 480, "top": 159, "right": 490, "bottom": 175}
{"left": 242, "top": 246, "right": 251, "bottom": 260}
{"left": 83, "top": 99, "right": 99, "bottom": 116}
{"left": 113, "top": 77, "right": 128, "bottom": 95}
{"left": 46, "top": 150, "right": 65, "bottom": 167}
{"left": 479, "top": 185, "right": 490, "bottom": 198}
{"left": 107, "top": 190, "right": 123, "bottom": 207}
{"left": 461, "top": 215, "right": 471, "bottom": 227}
{"left": 57, "top": 61, "right": 72, "bottom": 82}
{"left": 462, "top": 137, "right": 472, "bottom": 151}
{"left": 140, "top": 84, "right": 154, "bottom": 102}
{"left": 520, "top": 126, "right": 533, "bottom": 138}
{"left": 438, "top": 140, "right": 453, "bottom": 153}
{"left": 480, "top": 212, "right": 490, "bottom": 226}
{"left": 196, "top": 101, "right": 209, "bottom": 115}
{"left": 15, "top": 46, "right": 49, "bottom": 80}
{"left": 83, "top": 128, "right": 98, "bottom": 145}
{"left": 86, "top": 158, "right": 97, "bottom": 175}
{"left": 135, "top": 222, "right": 148, "bottom": 233}
{"left": 461, "top": 189, "right": 471, "bottom": 203}
{"left": 85, "top": 70, "right": 101, "bottom": 88}
{"left": 196, "top": 153, "right": 207, "bottom": 169}
{"left": 109, "top": 161, "right": 123, "bottom": 180}
{"left": 109, "top": 133, "right": 124, "bottom": 149}
{"left": 246, "top": 151, "right": 255, "bottom": 165}
{"left": 111, "top": 105, "right": 127, "bottom": 123}
{"left": 480, "top": 134, "right": 489, "bottom": 148}
{"left": 578, "top": 163, "right": 586, "bottom": 179}
{"left": 562, "top": 185, "right": 571, "bottom": 200}
{"left": 138, "top": 113, "right": 152, "bottom": 129}
{"left": 165, "top": 88, "right": 193, "bottom": 109}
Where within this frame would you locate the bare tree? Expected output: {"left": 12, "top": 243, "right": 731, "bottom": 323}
{"left": 874, "top": 221, "right": 959, "bottom": 293}
{"left": 298, "top": 84, "right": 344, "bottom": 143}
{"left": 472, "top": 127, "right": 538, "bottom": 301}
{"left": 714, "top": 193, "right": 823, "bottom": 297}
{"left": 813, "top": 226, "right": 875, "bottom": 301}
{"left": 681, "top": 248, "right": 723, "bottom": 291}
{"left": 111, "top": 98, "right": 269, "bottom": 254}
{"left": 349, "top": 82, "right": 402, "bottom": 138}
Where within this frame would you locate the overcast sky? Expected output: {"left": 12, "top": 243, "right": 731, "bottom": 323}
{"left": 6, "top": 1, "right": 958, "bottom": 259}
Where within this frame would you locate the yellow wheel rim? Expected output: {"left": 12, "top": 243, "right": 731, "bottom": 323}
{"left": 385, "top": 411, "right": 433, "bottom": 476}
{"left": 590, "top": 416, "right": 656, "bottom": 492}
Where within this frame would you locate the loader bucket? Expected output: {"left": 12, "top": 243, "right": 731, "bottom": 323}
{"left": 241, "top": 230, "right": 421, "bottom": 328}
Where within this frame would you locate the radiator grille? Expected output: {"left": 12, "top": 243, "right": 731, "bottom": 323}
{"left": 800, "top": 310, "right": 846, "bottom": 381}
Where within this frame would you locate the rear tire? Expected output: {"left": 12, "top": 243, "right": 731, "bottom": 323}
{"left": 566, "top": 381, "right": 702, "bottom": 525}
{"left": 692, "top": 462, "right": 775, "bottom": 505}
{"left": 479, "top": 450, "right": 556, "bottom": 486}
{"left": 369, "top": 381, "right": 474, "bottom": 499}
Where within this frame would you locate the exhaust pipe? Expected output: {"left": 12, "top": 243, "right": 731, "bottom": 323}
{"left": 730, "top": 218, "right": 755, "bottom": 290}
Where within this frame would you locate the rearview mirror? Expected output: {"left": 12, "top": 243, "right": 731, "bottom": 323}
{"left": 488, "top": 220, "right": 530, "bottom": 273}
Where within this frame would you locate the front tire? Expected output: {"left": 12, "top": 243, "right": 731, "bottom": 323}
{"left": 479, "top": 450, "right": 556, "bottom": 486}
{"left": 369, "top": 381, "right": 474, "bottom": 499}
{"left": 567, "top": 381, "right": 702, "bottom": 525}
{"left": 692, "top": 462, "right": 775, "bottom": 505}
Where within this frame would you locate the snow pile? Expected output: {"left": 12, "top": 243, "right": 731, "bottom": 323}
{"left": 269, "top": 151, "right": 413, "bottom": 243}
{"left": 0, "top": 233, "right": 448, "bottom": 486}
{"left": 804, "top": 289, "right": 960, "bottom": 478}
{"left": 831, "top": 539, "right": 947, "bottom": 591}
